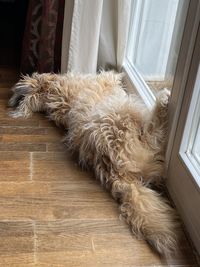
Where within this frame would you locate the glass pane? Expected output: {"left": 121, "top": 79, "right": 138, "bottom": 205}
{"left": 130, "top": 0, "right": 188, "bottom": 94}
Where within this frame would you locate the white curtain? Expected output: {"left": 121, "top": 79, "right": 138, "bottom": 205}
{"left": 61, "top": 0, "right": 131, "bottom": 74}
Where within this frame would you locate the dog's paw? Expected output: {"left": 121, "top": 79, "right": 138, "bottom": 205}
{"left": 156, "top": 88, "right": 171, "bottom": 107}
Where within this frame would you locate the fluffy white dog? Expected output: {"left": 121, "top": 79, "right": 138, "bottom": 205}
{"left": 9, "top": 71, "right": 179, "bottom": 254}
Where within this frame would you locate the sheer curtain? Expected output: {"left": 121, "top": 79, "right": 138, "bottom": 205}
{"left": 61, "top": 0, "right": 131, "bottom": 74}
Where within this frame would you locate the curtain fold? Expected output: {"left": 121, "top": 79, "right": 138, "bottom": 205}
{"left": 61, "top": 0, "right": 131, "bottom": 74}
{"left": 21, "top": 0, "right": 65, "bottom": 74}
{"left": 66, "top": 0, "right": 104, "bottom": 74}
{"left": 61, "top": 0, "right": 74, "bottom": 73}
{"left": 97, "top": 0, "right": 117, "bottom": 71}
{"left": 21, "top": 0, "right": 131, "bottom": 74}
{"left": 117, "top": 0, "right": 132, "bottom": 69}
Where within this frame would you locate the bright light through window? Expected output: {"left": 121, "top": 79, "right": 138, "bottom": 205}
{"left": 125, "top": 0, "right": 189, "bottom": 101}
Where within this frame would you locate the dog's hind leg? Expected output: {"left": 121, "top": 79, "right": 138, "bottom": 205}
{"left": 111, "top": 179, "right": 179, "bottom": 255}
{"left": 144, "top": 88, "right": 171, "bottom": 157}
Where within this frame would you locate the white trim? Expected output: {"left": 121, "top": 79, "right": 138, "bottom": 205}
{"left": 167, "top": 5, "right": 200, "bottom": 254}
{"left": 166, "top": 1, "right": 200, "bottom": 167}
{"left": 167, "top": 183, "right": 200, "bottom": 256}
{"left": 179, "top": 64, "right": 200, "bottom": 188}
{"left": 123, "top": 58, "right": 156, "bottom": 109}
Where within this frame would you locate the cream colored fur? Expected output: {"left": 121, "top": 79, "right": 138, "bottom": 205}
{"left": 9, "top": 71, "right": 179, "bottom": 254}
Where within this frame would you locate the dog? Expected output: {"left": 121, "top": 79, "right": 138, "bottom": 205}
{"left": 8, "top": 71, "right": 179, "bottom": 255}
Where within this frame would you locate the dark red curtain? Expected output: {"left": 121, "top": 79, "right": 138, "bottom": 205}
{"left": 21, "top": 0, "right": 65, "bottom": 74}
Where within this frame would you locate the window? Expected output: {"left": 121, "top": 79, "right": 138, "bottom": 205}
{"left": 167, "top": 30, "right": 200, "bottom": 253}
{"left": 124, "top": 0, "right": 189, "bottom": 108}
{"left": 124, "top": 0, "right": 200, "bottom": 254}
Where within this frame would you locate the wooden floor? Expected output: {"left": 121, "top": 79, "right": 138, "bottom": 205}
{"left": 0, "top": 69, "right": 198, "bottom": 267}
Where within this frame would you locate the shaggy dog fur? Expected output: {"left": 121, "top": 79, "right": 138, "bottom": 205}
{"left": 9, "top": 71, "right": 179, "bottom": 255}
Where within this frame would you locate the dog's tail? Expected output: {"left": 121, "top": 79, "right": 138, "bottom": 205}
{"left": 111, "top": 180, "right": 179, "bottom": 254}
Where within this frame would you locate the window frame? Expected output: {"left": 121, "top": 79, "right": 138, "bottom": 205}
{"left": 179, "top": 64, "right": 200, "bottom": 187}
{"left": 123, "top": 0, "right": 200, "bottom": 254}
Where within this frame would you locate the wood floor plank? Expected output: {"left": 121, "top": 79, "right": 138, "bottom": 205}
{"left": 32, "top": 152, "right": 89, "bottom": 181}
{"left": 0, "top": 117, "right": 39, "bottom": 127}
{"left": 0, "top": 152, "right": 30, "bottom": 181}
{"left": 0, "top": 142, "right": 46, "bottom": 152}
{"left": 0, "top": 221, "right": 34, "bottom": 266}
{"left": 34, "top": 220, "right": 198, "bottom": 266}
{"left": 35, "top": 221, "right": 158, "bottom": 266}
{"left": 0, "top": 126, "right": 47, "bottom": 135}
{"left": 2, "top": 134, "right": 60, "bottom": 143}
{"left": 35, "top": 219, "right": 130, "bottom": 235}
{"left": 0, "top": 254, "right": 35, "bottom": 267}
{"left": 92, "top": 233, "right": 197, "bottom": 266}
{"left": 0, "top": 181, "right": 116, "bottom": 204}
{"left": 0, "top": 203, "right": 119, "bottom": 221}
{"left": 47, "top": 142, "right": 66, "bottom": 152}
{"left": 35, "top": 250, "right": 162, "bottom": 267}
{"left": 0, "top": 181, "right": 113, "bottom": 198}
{"left": 0, "top": 181, "right": 118, "bottom": 220}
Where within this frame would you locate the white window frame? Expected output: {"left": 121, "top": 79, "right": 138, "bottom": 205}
{"left": 123, "top": 0, "right": 200, "bottom": 254}
{"left": 123, "top": 58, "right": 155, "bottom": 109}
{"left": 123, "top": 0, "right": 156, "bottom": 109}
{"left": 179, "top": 64, "right": 200, "bottom": 187}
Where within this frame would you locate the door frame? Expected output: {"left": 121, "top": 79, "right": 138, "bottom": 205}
{"left": 166, "top": 0, "right": 200, "bottom": 166}
{"left": 167, "top": 20, "right": 200, "bottom": 254}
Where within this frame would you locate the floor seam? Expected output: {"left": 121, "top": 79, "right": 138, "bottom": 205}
{"left": 29, "top": 152, "right": 33, "bottom": 181}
